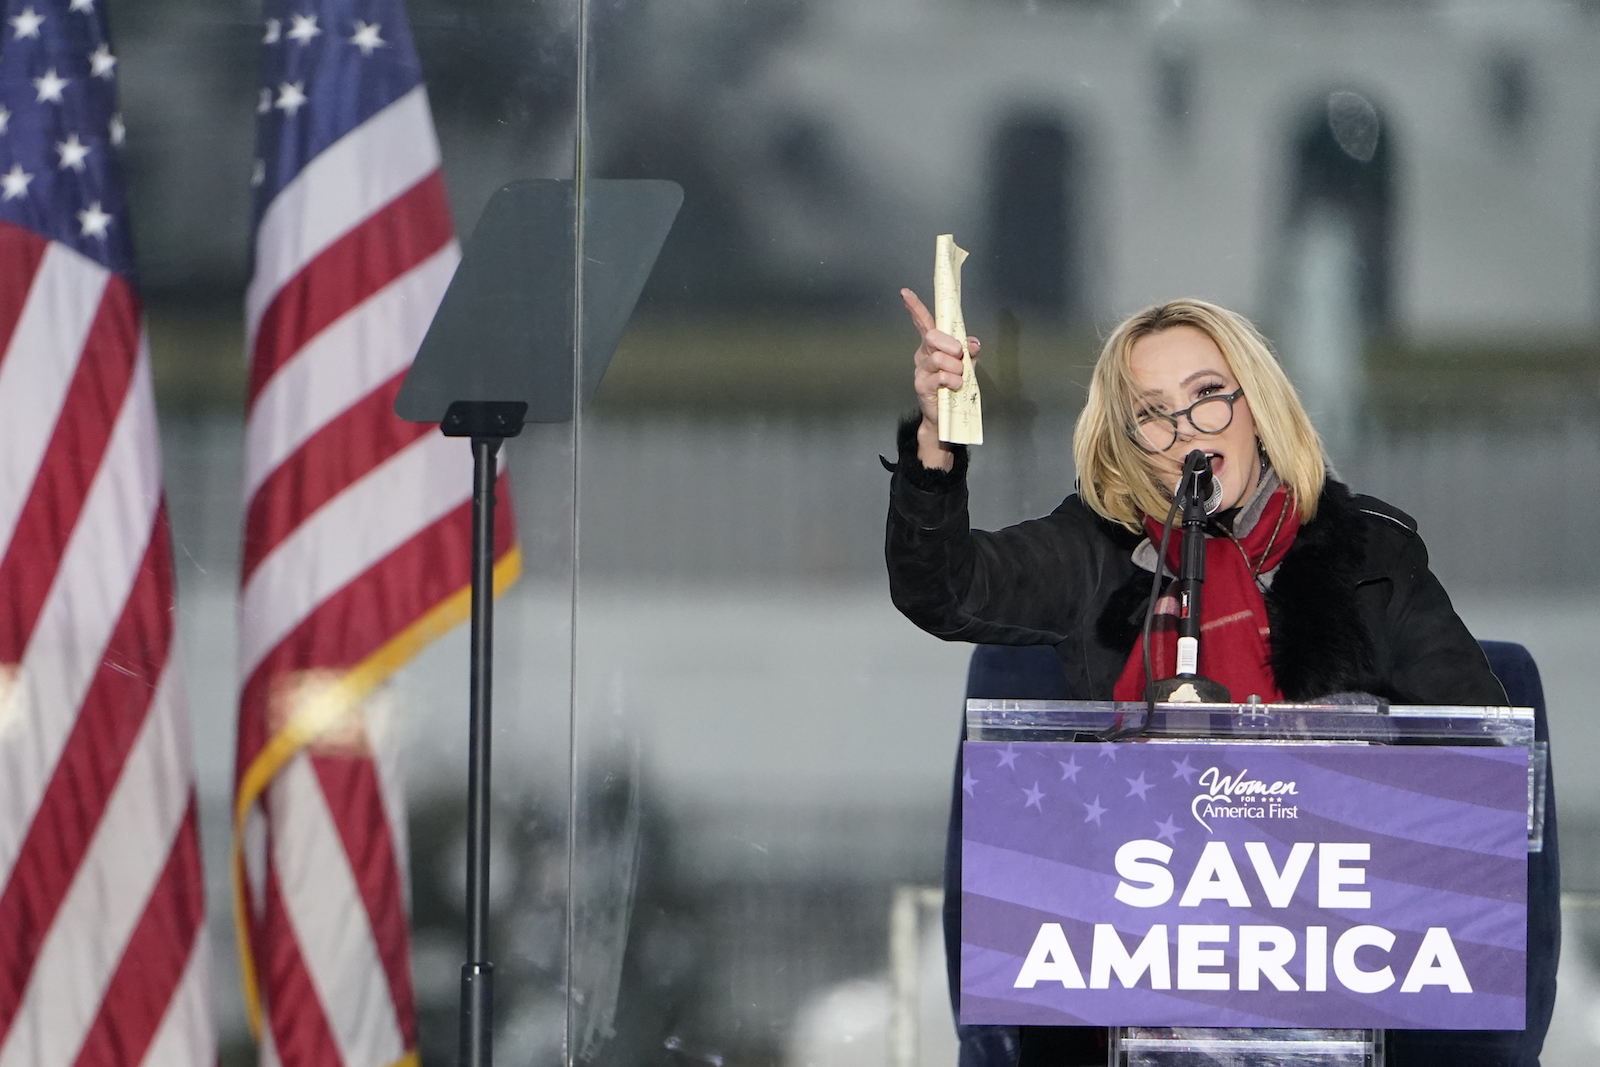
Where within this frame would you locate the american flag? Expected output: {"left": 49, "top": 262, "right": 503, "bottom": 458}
{"left": 0, "top": 2, "right": 216, "bottom": 1066}
{"left": 235, "top": 1, "right": 518, "bottom": 1065}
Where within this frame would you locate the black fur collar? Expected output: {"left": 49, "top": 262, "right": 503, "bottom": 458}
{"left": 1263, "top": 480, "right": 1377, "bottom": 699}
{"left": 1093, "top": 480, "right": 1377, "bottom": 701}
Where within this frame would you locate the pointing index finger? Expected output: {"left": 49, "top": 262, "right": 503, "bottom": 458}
{"left": 900, "top": 288, "right": 936, "bottom": 336}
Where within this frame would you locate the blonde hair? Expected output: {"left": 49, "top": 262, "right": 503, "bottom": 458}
{"left": 1072, "top": 298, "right": 1326, "bottom": 531}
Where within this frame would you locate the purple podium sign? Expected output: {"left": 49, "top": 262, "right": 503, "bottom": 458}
{"left": 961, "top": 741, "right": 1528, "bottom": 1030}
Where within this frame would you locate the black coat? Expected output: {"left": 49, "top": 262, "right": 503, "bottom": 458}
{"left": 883, "top": 421, "right": 1556, "bottom": 1067}
{"left": 884, "top": 420, "right": 1506, "bottom": 706}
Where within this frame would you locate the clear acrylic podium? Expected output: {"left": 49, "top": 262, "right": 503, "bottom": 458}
{"left": 964, "top": 698, "right": 1548, "bottom": 1067}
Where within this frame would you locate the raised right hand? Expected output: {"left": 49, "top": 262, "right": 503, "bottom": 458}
{"left": 901, "top": 287, "right": 980, "bottom": 469}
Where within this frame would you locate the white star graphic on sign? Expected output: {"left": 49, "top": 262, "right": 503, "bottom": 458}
{"left": 1, "top": 163, "right": 33, "bottom": 200}
{"left": 996, "top": 744, "right": 1020, "bottom": 770}
{"left": 108, "top": 113, "right": 125, "bottom": 146}
{"left": 56, "top": 133, "right": 90, "bottom": 171}
{"left": 89, "top": 43, "right": 116, "bottom": 79}
{"left": 1023, "top": 782, "right": 1045, "bottom": 811}
{"left": 257, "top": 87, "right": 273, "bottom": 114}
{"left": 1095, "top": 742, "right": 1118, "bottom": 761}
{"left": 33, "top": 68, "right": 69, "bottom": 104}
{"left": 10, "top": 7, "right": 44, "bottom": 39}
{"left": 286, "top": 13, "right": 321, "bottom": 45}
{"left": 0, "top": 107, "right": 10, "bottom": 135}
{"left": 262, "top": 18, "right": 280, "bottom": 44}
{"left": 1058, "top": 756, "right": 1081, "bottom": 782}
{"left": 1082, "top": 796, "right": 1108, "bottom": 826}
{"left": 275, "top": 81, "right": 308, "bottom": 117}
{"left": 69, "top": 0, "right": 94, "bottom": 10}
{"left": 1171, "top": 755, "right": 1198, "bottom": 783}
{"left": 77, "top": 201, "right": 112, "bottom": 238}
{"left": 961, "top": 768, "right": 978, "bottom": 797}
{"left": 1154, "top": 814, "right": 1185, "bottom": 844}
{"left": 1125, "top": 772, "right": 1154, "bottom": 800}
{"left": 349, "top": 20, "right": 385, "bottom": 56}
{"left": 251, "top": 159, "right": 265, "bottom": 187}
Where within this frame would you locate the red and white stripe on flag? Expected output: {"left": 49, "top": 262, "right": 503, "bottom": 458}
{"left": 233, "top": 87, "right": 518, "bottom": 1067}
{"left": 0, "top": 227, "right": 216, "bottom": 1065}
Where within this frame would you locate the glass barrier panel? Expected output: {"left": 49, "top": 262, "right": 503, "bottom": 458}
{"left": 565, "top": 1, "right": 1596, "bottom": 1063}
{"left": 121, "top": 1, "right": 1600, "bottom": 1064}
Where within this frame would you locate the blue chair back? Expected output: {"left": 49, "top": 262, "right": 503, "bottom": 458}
{"left": 964, "top": 642, "right": 1071, "bottom": 700}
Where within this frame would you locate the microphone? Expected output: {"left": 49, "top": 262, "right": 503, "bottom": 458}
{"left": 1182, "top": 449, "right": 1223, "bottom": 515}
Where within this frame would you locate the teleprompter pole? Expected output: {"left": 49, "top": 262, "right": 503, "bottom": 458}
{"left": 439, "top": 400, "right": 525, "bottom": 1067}
{"left": 460, "top": 433, "right": 499, "bottom": 1067}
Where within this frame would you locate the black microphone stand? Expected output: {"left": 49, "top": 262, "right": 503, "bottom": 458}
{"left": 1145, "top": 450, "right": 1231, "bottom": 704}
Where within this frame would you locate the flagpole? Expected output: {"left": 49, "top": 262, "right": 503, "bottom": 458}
{"left": 461, "top": 431, "right": 502, "bottom": 1067}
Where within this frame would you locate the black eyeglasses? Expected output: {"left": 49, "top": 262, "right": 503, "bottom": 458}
{"left": 1130, "top": 388, "right": 1245, "bottom": 453}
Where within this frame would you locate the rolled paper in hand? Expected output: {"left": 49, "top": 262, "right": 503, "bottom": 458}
{"left": 934, "top": 234, "right": 983, "bottom": 444}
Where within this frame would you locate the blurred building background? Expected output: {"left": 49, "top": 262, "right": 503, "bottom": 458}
{"left": 119, "top": 0, "right": 1600, "bottom": 1064}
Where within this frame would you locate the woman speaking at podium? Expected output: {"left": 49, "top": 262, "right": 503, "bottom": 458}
{"left": 883, "top": 295, "right": 1553, "bottom": 1066}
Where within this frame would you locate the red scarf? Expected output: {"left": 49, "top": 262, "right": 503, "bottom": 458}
{"left": 1111, "top": 485, "right": 1300, "bottom": 703}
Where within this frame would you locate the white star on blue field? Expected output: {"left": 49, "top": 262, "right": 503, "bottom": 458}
{"left": 0, "top": 0, "right": 135, "bottom": 272}
{"left": 251, "top": 0, "right": 425, "bottom": 226}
